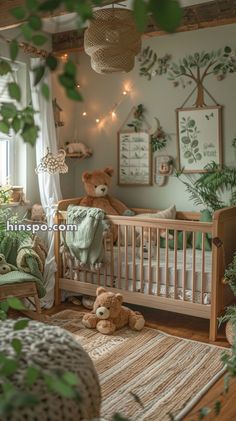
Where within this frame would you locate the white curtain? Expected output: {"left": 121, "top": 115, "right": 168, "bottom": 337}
{"left": 29, "top": 57, "right": 62, "bottom": 308}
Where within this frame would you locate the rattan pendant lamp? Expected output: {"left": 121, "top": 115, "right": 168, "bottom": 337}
{"left": 84, "top": 7, "right": 141, "bottom": 74}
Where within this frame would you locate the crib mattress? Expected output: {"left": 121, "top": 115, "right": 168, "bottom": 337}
{"left": 68, "top": 246, "right": 212, "bottom": 305}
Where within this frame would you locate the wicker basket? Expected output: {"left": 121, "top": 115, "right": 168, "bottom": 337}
{"left": 84, "top": 8, "right": 141, "bottom": 74}
{"left": 226, "top": 320, "right": 235, "bottom": 345}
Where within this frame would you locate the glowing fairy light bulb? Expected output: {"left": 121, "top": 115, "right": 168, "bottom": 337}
{"left": 82, "top": 112, "right": 87, "bottom": 117}
{"left": 122, "top": 90, "right": 128, "bottom": 96}
{"left": 96, "top": 118, "right": 100, "bottom": 124}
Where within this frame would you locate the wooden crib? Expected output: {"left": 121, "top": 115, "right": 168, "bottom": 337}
{"left": 54, "top": 198, "right": 236, "bottom": 342}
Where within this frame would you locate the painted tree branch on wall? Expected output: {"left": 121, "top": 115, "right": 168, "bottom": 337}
{"left": 168, "top": 47, "right": 236, "bottom": 107}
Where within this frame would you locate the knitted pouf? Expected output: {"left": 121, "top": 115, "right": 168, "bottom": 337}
{"left": 0, "top": 319, "right": 101, "bottom": 420}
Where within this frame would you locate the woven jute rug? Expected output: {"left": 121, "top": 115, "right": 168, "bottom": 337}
{"left": 48, "top": 310, "right": 227, "bottom": 421}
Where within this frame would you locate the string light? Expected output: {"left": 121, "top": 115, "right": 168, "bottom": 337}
{"left": 86, "top": 84, "right": 133, "bottom": 126}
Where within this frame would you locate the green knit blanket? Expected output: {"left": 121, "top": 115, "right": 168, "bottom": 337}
{"left": 65, "top": 206, "right": 109, "bottom": 268}
{"left": 0, "top": 236, "right": 46, "bottom": 298}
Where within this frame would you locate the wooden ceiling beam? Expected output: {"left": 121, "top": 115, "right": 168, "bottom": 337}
{"left": 0, "top": 0, "right": 121, "bottom": 30}
{"left": 52, "top": 0, "right": 236, "bottom": 55}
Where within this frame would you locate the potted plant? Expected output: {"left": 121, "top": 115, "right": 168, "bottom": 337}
{"left": 219, "top": 253, "right": 236, "bottom": 345}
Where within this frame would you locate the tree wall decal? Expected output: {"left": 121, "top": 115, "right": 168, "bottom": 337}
{"left": 168, "top": 46, "right": 236, "bottom": 107}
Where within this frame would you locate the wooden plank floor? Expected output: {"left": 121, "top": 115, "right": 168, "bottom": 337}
{"left": 45, "top": 301, "right": 235, "bottom": 420}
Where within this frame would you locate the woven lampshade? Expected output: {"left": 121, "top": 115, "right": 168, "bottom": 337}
{"left": 84, "top": 8, "right": 141, "bottom": 74}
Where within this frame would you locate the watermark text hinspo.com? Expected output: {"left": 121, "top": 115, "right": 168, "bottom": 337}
{"left": 6, "top": 221, "right": 77, "bottom": 235}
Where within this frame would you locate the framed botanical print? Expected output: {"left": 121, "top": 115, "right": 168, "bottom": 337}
{"left": 118, "top": 131, "right": 152, "bottom": 185}
{"left": 176, "top": 106, "right": 223, "bottom": 173}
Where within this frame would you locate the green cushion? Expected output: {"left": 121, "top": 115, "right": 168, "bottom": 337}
{"left": 195, "top": 209, "right": 212, "bottom": 251}
{"left": 160, "top": 231, "right": 192, "bottom": 250}
{"left": 0, "top": 271, "right": 46, "bottom": 298}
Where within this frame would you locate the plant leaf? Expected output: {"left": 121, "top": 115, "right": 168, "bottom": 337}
{"left": 66, "top": 88, "right": 83, "bottom": 101}
{"left": 0, "top": 121, "right": 9, "bottom": 134}
{"left": 8, "top": 83, "right": 21, "bottom": 102}
{"left": 9, "top": 39, "right": 19, "bottom": 61}
{"left": 33, "top": 65, "right": 45, "bottom": 85}
{"left": 149, "top": 0, "right": 183, "bottom": 33}
{"left": 25, "top": 366, "right": 40, "bottom": 386}
{"left": 41, "top": 83, "right": 50, "bottom": 100}
{"left": 28, "top": 15, "right": 42, "bottom": 30}
{"left": 14, "top": 319, "right": 29, "bottom": 331}
{"left": 46, "top": 54, "right": 58, "bottom": 71}
{"left": 7, "top": 297, "right": 25, "bottom": 310}
{"left": 11, "top": 338, "right": 22, "bottom": 355}
{"left": 11, "top": 6, "right": 26, "bottom": 20}
{"left": 32, "top": 34, "right": 48, "bottom": 46}
{"left": 133, "top": 0, "right": 148, "bottom": 32}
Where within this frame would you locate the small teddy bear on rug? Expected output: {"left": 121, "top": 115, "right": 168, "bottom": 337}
{"left": 82, "top": 287, "right": 145, "bottom": 335}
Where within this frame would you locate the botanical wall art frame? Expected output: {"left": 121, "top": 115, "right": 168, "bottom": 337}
{"left": 118, "top": 131, "right": 152, "bottom": 185}
{"left": 176, "top": 106, "right": 223, "bottom": 173}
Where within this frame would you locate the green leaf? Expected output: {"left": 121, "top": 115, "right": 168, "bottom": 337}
{"left": 41, "top": 83, "right": 50, "bottom": 100}
{"left": 224, "top": 46, "right": 232, "bottom": 54}
{"left": 10, "top": 39, "right": 19, "bottom": 61}
{"left": 133, "top": 0, "right": 148, "bottom": 32}
{"left": 11, "top": 6, "right": 26, "bottom": 20}
{"left": 66, "top": 88, "right": 83, "bottom": 101}
{"left": 0, "top": 60, "right": 12, "bottom": 75}
{"left": 8, "top": 82, "right": 21, "bottom": 102}
{"left": 62, "top": 372, "right": 79, "bottom": 386}
{"left": 7, "top": 297, "right": 25, "bottom": 310}
{"left": 21, "top": 23, "right": 33, "bottom": 41}
{"left": 149, "top": 0, "right": 183, "bottom": 33}
{"left": 22, "top": 124, "right": 39, "bottom": 145}
{"left": 64, "top": 60, "right": 76, "bottom": 76}
{"left": 11, "top": 338, "right": 22, "bottom": 355}
{"left": 26, "top": 0, "right": 39, "bottom": 12}
{"left": 12, "top": 117, "right": 22, "bottom": 133}
{"left": 58, "top": 74, "right": 75, "bottom": 88}
{"left": 0, "top": 121, "right": 10, "bottom": 134}
{"left": 33, "top": 66, "right": 45, "bottom": 85}
{"left": 39, "top": 0, "right": 62, "bottom": 12}
{"left": 0, "top": 358, "right": 18, "bottom": 376}
{"left": 0, "top": 300, "right": 9, "bottom": 313}
{"left": 1, "top": 103, "right": 17, "bottom": 119}
{"left": 28, "top": 15, "right": 42, "bottom": 30}
{"left": 25, "top": 366, "right": 39, "bottom": 386}
{"left": 32, "top": 34, "right": 48, "bottom": 46}
{"left": 184, "top": 151, "right": 192, "bottom": 158}
{"left": 14, "top": 319, "right": 29, "bottom": 330}
{"left": 44, "top": 375, "right": 76, "bottom": 398}
{"left": 46, "top": 54, "right": 58, "bottom": 70}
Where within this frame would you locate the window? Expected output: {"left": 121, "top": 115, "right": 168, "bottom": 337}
{"left": 0, "top": 61, "right": 18, "bottom": 187}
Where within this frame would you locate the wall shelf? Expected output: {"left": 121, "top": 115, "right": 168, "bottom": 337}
{"left": 66, "top": 153, "right": 92, "bottom": 159}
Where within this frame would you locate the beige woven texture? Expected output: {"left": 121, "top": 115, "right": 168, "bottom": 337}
{"left": 50, "top": 310, "right": 227, "bottom": 421}
{"left": 84, "top": 9, "right": 141, "bottom": 74}
{"left": 0, "top": 319, "right": 101, "bottom": 421}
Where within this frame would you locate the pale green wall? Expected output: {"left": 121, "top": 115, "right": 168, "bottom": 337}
{"left": 53, "top": 23, "right": 236, "bottom": 211}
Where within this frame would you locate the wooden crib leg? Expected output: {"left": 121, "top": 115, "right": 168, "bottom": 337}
{"left": 209, "top": 315, "right": 217, "bottom": 342}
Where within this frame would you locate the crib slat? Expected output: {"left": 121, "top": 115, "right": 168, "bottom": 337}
{"left": 182, "top": 231, "right": 187, "bottom": 300}
{"left": 165, "top": 228, "right": 169, "bottom": 298}
{"left": 97, "top": 268, "right": 100, "bottom": 286}
{"left": 125, "top": 225, "right": 128, "bottom": 290}
{"left": 201, "top": 232, "right": 205, "bottom": 304}
{"left": 148, "top": 228, "right": 152, "bottom": 294}
{"left": 156, "top": 228, "right": 160, "bottom": 296}
{"left": 104, "top": 238, "right": 107, "bottom": 287}
{"left": 140, "top": 227, "right": 144, "bottom": 293}
{"left": 174, "top": 230, "right": 178, "bottom": 299}
{"left": 110, "top": 234, "right": 114, "bottom": 287}
{"left": 132, "top": 226, "right": 136, "bottom": 292}
{"left": 117, "top": 225, "right": 121, "bottom": 289}
{"left": 192, "top": 231, "right": 196, "bottom": 303}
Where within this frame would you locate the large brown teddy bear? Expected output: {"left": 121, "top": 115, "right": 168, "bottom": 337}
{"left": 82, "top": 287, "right": 145, "bottom": 335}
{"left": 79, "top": 167, "right": 132, "bottom": 216}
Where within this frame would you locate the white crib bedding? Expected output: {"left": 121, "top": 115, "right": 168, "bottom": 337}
{"left": 68, "top": 246, "right": 212, "bottom": 305}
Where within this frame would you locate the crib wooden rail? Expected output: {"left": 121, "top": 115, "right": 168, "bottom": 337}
{"left": 54, "top": 202, "right": 236, "bottom": 342}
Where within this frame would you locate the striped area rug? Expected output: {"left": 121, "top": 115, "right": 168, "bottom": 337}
{"left": 49, "top": 310, "right": 227, "bottom": 421}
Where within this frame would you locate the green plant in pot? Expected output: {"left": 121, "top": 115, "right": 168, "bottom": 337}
{"left": 218, "top": 253, "right": 236, "bottom": 345}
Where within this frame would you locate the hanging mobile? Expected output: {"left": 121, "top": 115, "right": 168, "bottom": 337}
{"left": 35, "top": 148, "right": 68, "bottom": 174}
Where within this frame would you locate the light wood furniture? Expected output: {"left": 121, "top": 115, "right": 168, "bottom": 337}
{"left": 54, "top": 198, "right": 236, "bottom": 342}
{"left": 0, "top": 281, "right": 42, "bottom": 320}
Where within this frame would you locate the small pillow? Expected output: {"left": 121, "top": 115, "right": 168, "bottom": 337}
{"left": 135, "top": 205, "right": 176, "bottom": 243}
{"left": 134, "top": 205, "right": 176, "bottom": 221}
{"left": 195, "top": 209, "right": 212, "bottom": 251}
